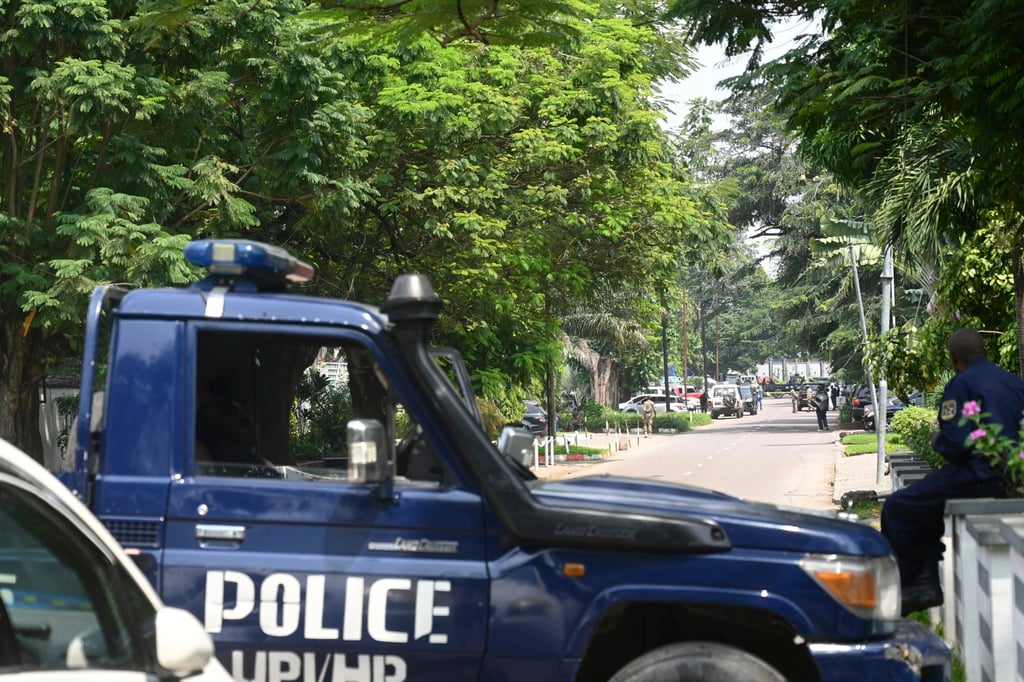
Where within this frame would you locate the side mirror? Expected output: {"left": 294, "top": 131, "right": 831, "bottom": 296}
{"left": 154, "top": 606, "right": 215, "bottom": 675}
{"left": 347, "top": 419, "right": 389, "bottom": 484}
{"left": 497, "top": 426, "right": 537, "bottom": 468}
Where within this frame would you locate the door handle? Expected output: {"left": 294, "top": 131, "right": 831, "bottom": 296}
{"left": 195, "top": 524, "right": 246, "bottom": 542}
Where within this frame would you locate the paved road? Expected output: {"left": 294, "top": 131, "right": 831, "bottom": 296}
{"left": 538, "top": 398, "right": 844, "bottom": 511}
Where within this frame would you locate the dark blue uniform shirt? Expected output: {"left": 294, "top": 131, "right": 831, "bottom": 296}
{"left": 932, "top": 357, "right": 1024, "bottom": 479}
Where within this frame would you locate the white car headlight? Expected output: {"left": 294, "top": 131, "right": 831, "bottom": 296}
{"left": 799, "top": 553, "right": 901, "bottom": 621}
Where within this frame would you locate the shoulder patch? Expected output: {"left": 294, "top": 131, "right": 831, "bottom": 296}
{"left": 941, "top": 399, "right": 957, "bottom": 421}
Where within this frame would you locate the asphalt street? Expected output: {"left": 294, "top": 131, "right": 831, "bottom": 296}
{"left": 533, "top": 397, "right": 891, "bottom": 512}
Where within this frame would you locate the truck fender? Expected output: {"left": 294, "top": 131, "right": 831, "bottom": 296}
{"left": 561, "top": 584, "right": 814, "bottom": 659}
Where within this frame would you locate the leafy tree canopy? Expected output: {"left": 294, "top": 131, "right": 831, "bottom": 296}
{"left": 1, "top": 0, "right": 734, "bottom": 457}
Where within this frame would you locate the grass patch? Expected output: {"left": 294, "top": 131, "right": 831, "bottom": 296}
{"left": 841, "top": 432, "right": 908, "bottom": 456}
{"left": 568, "top": 446, "right": 608, "bottom": 456}
{"left": 839, "top": 498, "right": 882, "bottom": 530}
{"left": 846, "top": 498, "right": 882, "bottom": 518}
{"left": 842, "top": 432, "right": 905, "bottom": 446}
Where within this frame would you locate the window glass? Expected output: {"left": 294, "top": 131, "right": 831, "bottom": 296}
{"left": 193, "top": 330, "right": 444, "bottom": 485}
{"left": 0, "top": 483, "right": 149, "bottom": 671}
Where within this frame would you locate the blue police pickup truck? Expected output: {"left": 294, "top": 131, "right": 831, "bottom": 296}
{"left": 58, "top": 240, "right": 950, "bottom": 681}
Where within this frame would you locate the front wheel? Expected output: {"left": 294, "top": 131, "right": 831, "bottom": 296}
{"left": 610, "top": 641, "right": 786, "bottom": 682}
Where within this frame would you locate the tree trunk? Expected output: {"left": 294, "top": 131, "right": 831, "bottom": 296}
{"left": 593, "top": 354, "right": 619, "bottom": 407}
{"left": 0, "top": 313, "right": 45, "bottom": 461}
{"left": 545, "top": 364, "right": 557, "bottom": 437}
{"left": 564, "top": 337, "right": 620, "bottom": 408}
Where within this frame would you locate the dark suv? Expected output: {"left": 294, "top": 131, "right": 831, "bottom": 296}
{"left": 521, "top": 400, "right": 548, "bottom": 435}
{"left": 850, "top": 384, "right": 874, "bottom": 422}
{"left": 739, "top": 384, "right": 758, "bottom": 414}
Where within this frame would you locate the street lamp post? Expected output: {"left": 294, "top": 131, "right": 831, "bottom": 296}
{"left": 661, "top": 309, "right": 671, "bottom": 414}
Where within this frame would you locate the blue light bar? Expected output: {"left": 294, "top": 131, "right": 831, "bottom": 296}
{"left": 184, "top": 239, "right": 314, "bottom": 284}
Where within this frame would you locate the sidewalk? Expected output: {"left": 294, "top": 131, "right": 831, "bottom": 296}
{"left": 832, "top": 445, "right": 892, "bottom": 505}
{"left": 531, "top": 428, "right": 893, "bottom": 508}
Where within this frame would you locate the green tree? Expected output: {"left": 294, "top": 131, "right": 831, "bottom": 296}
{"left": 1, "top": 0, "right": 378, "bottom": 458}
{"left": 293, "top": 19, "right": 730, "bottom": 415}
{"left": 3, "top": 0, "right": 733, "bottom": 457}
{"left": 1, "top": 0, "right": 197, "bottom": 457}
{"left": 666, "top": 0, "right": 1024, "bottom": 374}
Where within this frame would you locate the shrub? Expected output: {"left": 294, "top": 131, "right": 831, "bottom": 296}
{"left": 581, "top": 400, "right": 611, "bottom": 430}
{"left": 476, "top": 398, "right": 508, "bottom": 441}
{"left": 889, "top": 406, "right": 942, "bottom": 468}
{"left": 653, "top": 413, "right": 698, "bottom": 432}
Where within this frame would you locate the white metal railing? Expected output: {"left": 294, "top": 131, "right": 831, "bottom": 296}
{"left": 938, "top": 498, "right": 1024, "bottom": 682}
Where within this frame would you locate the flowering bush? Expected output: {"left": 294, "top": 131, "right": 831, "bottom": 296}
{"left": 959, "top": 400, "right": 1024, "bottom": 492}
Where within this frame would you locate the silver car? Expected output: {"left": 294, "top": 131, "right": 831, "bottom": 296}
{"left": 619, "top": 394, "right": 687, "bottom": 414}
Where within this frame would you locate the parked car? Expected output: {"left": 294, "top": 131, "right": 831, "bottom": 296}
{"left": 0, "top": 437, "right": 230, "bottom": 680}
{"left": 863, "top": 397, "right": 908, "bottom": 431}
{"left": 521, "top": 400, "right": 548, "bottom": 435}
{"left": 618, "top": 393, "right": 649, "bottom": 410}
{"left": 620, "top": 394, "right": 687, "bottom": 414}
{"left": 709, "top": 384, "right": 744, "bottom": 419}
{"left": 738, "top": 384, "right": 758, "bottom": 415}
{"left": 850, "top": 384, "right": 874, "bottom": 422}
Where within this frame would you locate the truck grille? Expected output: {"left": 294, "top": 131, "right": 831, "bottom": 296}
{"left": 104, "top": 518, "right": 161, "bottom": 548}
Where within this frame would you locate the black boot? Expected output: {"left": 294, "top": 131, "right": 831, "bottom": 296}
{"left": 901, "top": 564, "right": 942, "bottom": 616}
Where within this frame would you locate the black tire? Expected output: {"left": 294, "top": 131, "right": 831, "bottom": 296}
{"left": 609, "top": 641, "right": 786, "bottom": 682}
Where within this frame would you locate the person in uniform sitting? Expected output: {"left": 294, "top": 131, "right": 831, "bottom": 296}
{"left": 881, "top": 328, "right": 1024, "bottom": 615}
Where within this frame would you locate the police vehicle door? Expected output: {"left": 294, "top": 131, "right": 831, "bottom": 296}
{"left": 162, "top": 327, "right": 489, "bottom": 682}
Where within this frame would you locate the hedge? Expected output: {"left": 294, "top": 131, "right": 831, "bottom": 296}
{"left": 888, "top": 406, "right": 943, "bottom": 469}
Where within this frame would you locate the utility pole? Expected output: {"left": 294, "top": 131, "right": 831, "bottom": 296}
{"left": 661, "top": 309, "right": 671, "bottom": 414}
{"left": 714, "top": 293, "right": 720, "bottom": 382}
{"left": 700, "top": 285, "right": 709, "bottom": 393}
{"left": 849, "top": 244, "right": 883, "bottom": 483}
{"left": 682, "top": 288, "right": 689, "bottom": 387}
{"left": 877, "top": 246, "right": 894, "bottom": 482}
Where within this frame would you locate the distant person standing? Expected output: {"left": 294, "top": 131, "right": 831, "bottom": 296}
{"left": 830, "top": 381, "right": 840, "bottom": 410}
{"left": 699, "top": 390, "right": 709, "bottom": 413}
{"left": 790, "top": 387, "right": 799, "bottom": 413}
{"left": 756, "top": 385, "right": 764, "bottom": 411}
{"left": 814, "top": 386, "right": 830, "bottom": 431}
{"left": 642, "top": 397, "right": 656, "bottom": 437}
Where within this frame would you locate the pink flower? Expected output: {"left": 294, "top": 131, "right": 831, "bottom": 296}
{"left": 962, "top": 401, "right": 981, "bottom": 418}
{"left": 969, "top": 428, "right": 987, "bottom": 441}
{"left": 1019, "top": 451, "right": 1024, "bottom": 460}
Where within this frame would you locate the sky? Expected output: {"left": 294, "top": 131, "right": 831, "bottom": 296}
{"left": 657, "top": 17, "right": 819, "bottom": 131}
{"left": 653, "top": 17, "right": 821, "bottom": 278}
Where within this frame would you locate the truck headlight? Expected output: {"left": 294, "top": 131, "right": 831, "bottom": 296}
{"left": 799, "top": 553, "right": 900, "bottom": 621}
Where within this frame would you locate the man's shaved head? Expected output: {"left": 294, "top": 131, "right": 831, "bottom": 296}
{"left": 948, "top": 328, "right": 987, "bottom": 368}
